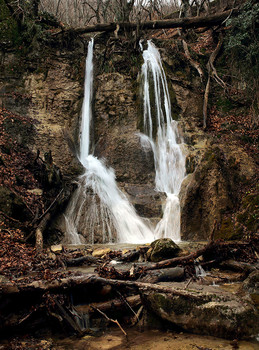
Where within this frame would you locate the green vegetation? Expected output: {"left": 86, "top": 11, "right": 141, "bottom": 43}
{"left": 225, "top": 0, "right": 259, "bottom": 110}
{"left": 0, "top": 0, "right": 20, "bottom": 46}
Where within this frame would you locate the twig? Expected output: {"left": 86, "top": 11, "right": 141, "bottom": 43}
{"left": 132, "top": 305, "right": 143, "bottom": 326}
{"left": 117, "top": 290, "right": 139, "bottom": 321}
{"left": 91, "top": 306, "right": 127, "bottom": 336}
{"left": 0, "top": 210, "right": 21, "bottom": 223}
{"left": 184, "top": 278, "right": 192, "bottom": 289}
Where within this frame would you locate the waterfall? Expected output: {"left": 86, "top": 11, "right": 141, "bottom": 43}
{"left": 64, "top": 39, "right": 154, "bottom": 244}
{"left": 140, "top": 40, "right": 186, "bottom": 242}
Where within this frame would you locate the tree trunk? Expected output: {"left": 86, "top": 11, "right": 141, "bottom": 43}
{"left": 53, "top": 9, "right": 239, "bottom": 36}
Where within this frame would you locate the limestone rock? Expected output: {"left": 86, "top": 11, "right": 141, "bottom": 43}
{"left": 27, "top": 188, "right": 43, "bottom": 196}
{"left": 50, "top": 244, "right": 63, "bottom": 253}
{"left": 149, "top": 238, "right": 180, "bottom": 262}
{"left": 92, "top": 248, "right": 111, "bottom": 257}
{"left": 142, "top": 282, "right": 259, "bottom": 339}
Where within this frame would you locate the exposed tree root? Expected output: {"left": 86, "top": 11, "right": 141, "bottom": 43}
{"left": 203, "top": 32, "right": 225, "bottom": 129}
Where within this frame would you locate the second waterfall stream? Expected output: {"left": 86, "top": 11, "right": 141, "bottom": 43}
{"left": 64, "top": 39, "right": 185, "bottom": 244}
{"left": 140, "top": 40, "right": 186, "bottom": 242}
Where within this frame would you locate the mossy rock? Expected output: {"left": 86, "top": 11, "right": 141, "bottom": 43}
{"left": 149, "top": 238, "right": 180, "bottom": 262}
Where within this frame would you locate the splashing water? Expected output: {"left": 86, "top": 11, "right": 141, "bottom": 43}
{"left": 64, "top": 39, "right": 154, "bottom": 244}
{"left": 140, "top": 40, "right": 186, "bottom": 242}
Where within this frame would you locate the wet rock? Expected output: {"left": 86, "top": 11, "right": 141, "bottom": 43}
{"left": 124, "top": 184, "right": 165, "bottom": 218}
{"left": 142, "top": 282, "right": 259, "bottom": 339}
{"left": 149, "top": 238, "right": 180, "bottom": 262}
{"left": 94, "top": 73, "right": 155, "bottom": 185}
{"left": 242, "top": 270, "right": 259, "bottom": 295}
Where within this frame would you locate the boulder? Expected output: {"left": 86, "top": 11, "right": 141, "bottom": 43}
{"left": 142, "top": 282, "right": 259, "bottom": 339}
{"left": 180, "top": 143, "right": 257, "bottom": 241}
{"left": 148, "top": 238, "right": 180, "bottom": 262}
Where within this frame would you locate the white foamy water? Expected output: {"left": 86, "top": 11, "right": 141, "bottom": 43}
{"left": 140, "top": 40, "right": 186, "bottom": 242}
{"left": 64, "top": 39, "right": 154, "bottom": 244}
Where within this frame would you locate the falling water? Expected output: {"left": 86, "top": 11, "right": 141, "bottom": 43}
{"left": 64, "top": 39, "right": 154, "bottom": 244}
{"left": 140, "top": 40, "right": 186, "bottom": 242}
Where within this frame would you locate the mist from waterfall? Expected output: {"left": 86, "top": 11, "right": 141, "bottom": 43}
{"left": 140, "top": 40, "right": 186, "bottom": 242}
{"left": 64, "top": 39, "right": 154, "bottom": 244}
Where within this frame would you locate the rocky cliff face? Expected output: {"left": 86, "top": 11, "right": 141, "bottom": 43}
{"left": 0, "top": 46, "right": 85, "bottom": 179}
{"left": 0, "top": 36, "right": 257, "bottom": 242}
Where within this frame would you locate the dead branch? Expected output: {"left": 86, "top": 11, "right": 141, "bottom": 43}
{"left": 37, "top": 189, "right": 64, "bottom": 221}
{"left": 182, "top": 38, "right": 204, "bottom": 82}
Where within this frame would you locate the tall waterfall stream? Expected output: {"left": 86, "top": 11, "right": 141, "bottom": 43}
{"left": 64, "top": 39, "right": 185, "bottom": 244}
{"left": 64, "top": 39, "right": 154, "bottom": 244}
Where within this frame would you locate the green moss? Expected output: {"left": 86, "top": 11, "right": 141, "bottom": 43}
{"left": 151, "top": 294, "right": 174, "bottom": 314}
{"left": 215, "top": 217, "right": 243, "bottom": 241}
{"left": 236, "top": 191, "right": 259, "bottom": 232}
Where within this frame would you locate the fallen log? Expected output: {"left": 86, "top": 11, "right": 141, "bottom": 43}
{"left": 53, "top": 9, "right": 239, "bottom": 36}
{"left": 65, "top": 255, "right": 99, "bottom": 266}
{"left": 138, "top": 267, "right": 185, "bottom": 283}
{"left": 220, "top": 259, "right": 258, "bottom": 275}
{"left": 0, "top": 274, "right": 203, "bottom": 301}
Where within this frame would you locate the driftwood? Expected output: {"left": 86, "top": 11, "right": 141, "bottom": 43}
{"left": 35, "top": 213, "right": 51, "bottom": 251}
{"left": 53, "top": 9, "right": 239, "bottom": 36}
{"left": 65, "top": 255, "right": 99, "bottom": 266}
